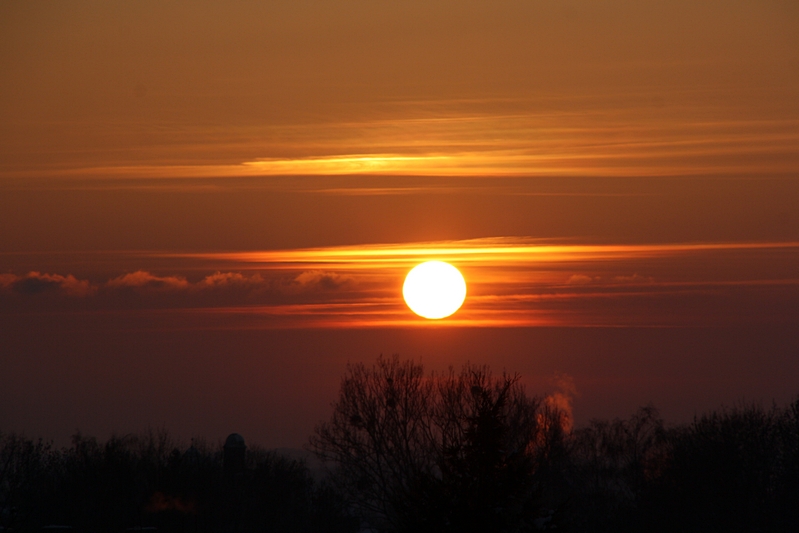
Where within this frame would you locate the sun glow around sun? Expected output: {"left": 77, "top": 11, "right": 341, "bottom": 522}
{"left": 403, "top": 261, "right": 467, "bottom": 319}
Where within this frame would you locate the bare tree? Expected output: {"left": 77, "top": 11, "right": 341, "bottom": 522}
{"left": 310, "top": 356, "right": 563, "bottom": 533}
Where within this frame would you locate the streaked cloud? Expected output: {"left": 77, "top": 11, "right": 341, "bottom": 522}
{"left": 165, "top": 238, "right": 799, "bottom": 270}
{"left": 2, "top": 239, "right": 798, "bottom": 328}
{"left": 5, "top": 113, "right": 796, "bottom": 183}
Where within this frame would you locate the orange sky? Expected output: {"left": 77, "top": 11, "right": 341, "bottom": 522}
{"left": 1, "top": 1, "right": 798, "bottom": 448}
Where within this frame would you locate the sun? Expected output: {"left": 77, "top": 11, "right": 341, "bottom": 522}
{"left": 403, "top": 261, "right": 467, "bottom": 319}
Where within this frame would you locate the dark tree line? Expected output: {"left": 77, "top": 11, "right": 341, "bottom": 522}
{"left": 311, "top": 356, "right": 799, "bottom": 533}
{"left": 3, "top": 355, "right": 799, "bottom": 532}
{"left": 0, "top": 430, "right": 356, "bottom": 533}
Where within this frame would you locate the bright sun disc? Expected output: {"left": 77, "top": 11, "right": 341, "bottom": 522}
{"left": 403, "top": 261, "right": 467, "bottom": 319}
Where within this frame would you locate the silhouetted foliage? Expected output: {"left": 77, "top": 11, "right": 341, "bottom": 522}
{"left": 0, "top": 432, "right": 54, "bottom": 528}
{"left": 0, "top": 429, "right": 356, "bottom": 533}
{"left": 311, "top": 356, "right": 799, "bottom": 533}
{"left": 641, "top": 401, "right": 799, "bottom": 533}
{"left": 562, "top": 405, "right": 670, "bottom": 532}
{"left": 309, "top": 356, "right": 570, "bottom": 533}
{"left": 558, "top": 400, "right": 799, "bottom": 532}
{"left": 3, "top": 356, "right": 799, "bottom": 532}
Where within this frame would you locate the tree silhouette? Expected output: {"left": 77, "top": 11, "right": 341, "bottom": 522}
{"left": 4, "top": 359, "right": 797, "bottom": 532}
{"left": 644, "top": 401, "right": 799, "bottom": 533}
{"left": 310, "top": 355, "right": 568, "bottom": 533}
{"left": 0, "top": 430, "right": 356, "bottom": 533}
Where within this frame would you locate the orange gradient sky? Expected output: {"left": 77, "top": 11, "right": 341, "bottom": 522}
{"left": 1, "top": 1, "right": 798, "bottom": 448}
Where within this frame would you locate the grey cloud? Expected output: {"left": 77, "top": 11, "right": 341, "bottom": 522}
{"left": 0, "top": 272, "right": 94, "bottom": 296}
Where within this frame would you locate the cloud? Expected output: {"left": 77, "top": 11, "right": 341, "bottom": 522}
{"left": 0, "top": 271, "right": 94, "bottom": 296}
{"left": 566, "top": 274, "right": 598, "bottom": 285}
{"left": 197, "top": 271, "right": 265, "bottom": 289}
{"left": 107, "top": 271, "right": 189, "bottom": 290}
{"left": 106, "top": 270, "right": 272, "bottom": 293}
{"left": 293, "top": 270, "right": 353, "bottom": 291}
{"left": 2, "top": 269, "right": 285, "bottom": 303}
{"left": 566, "top": 273, "right": 655, "bottom": 286}
{"left": 613, "top": 273, "right": 655, "bottom": 284}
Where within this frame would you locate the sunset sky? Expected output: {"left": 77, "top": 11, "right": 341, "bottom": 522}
{"left": 2, "top": 0, "right": 798, "bottom": 449}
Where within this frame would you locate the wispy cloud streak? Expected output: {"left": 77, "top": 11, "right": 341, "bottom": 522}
{"left": 3, "top": 239, "right": 798, "bottom": 328}
{"left": 161, "top": 239, "right": 799, "bottom": 269}
{"left": 3, "top": 104, "right": 797, "bottom": 183}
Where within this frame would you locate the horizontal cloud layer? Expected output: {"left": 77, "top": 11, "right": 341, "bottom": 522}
{"left": 2, "top": 238, "right": 798, "bottom": 328}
